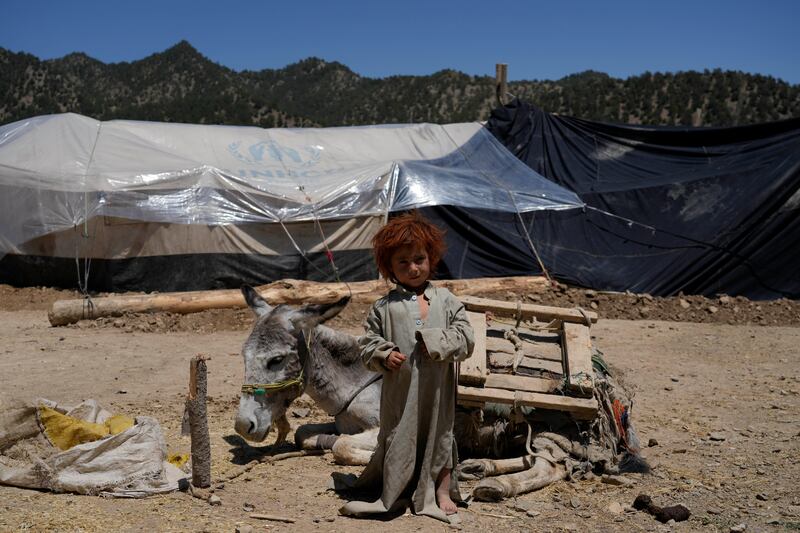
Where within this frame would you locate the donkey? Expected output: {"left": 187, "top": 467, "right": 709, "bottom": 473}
{"left": 233, "top": 285, "right": 381, "bottom": 465}
{"left": 233, "top": 285, "right": 644, "bottom": 499}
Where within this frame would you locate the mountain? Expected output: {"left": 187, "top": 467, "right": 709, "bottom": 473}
{"left": 1, "top": 41, "right": 798, "bottom": 127}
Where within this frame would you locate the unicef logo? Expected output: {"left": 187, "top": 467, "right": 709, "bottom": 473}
{"left": 227, "top": 140, "right": 322, "bottom": 167}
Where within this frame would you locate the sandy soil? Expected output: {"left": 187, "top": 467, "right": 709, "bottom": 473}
{"left": 0, "top": 284, "right": 798, "bottom": 533}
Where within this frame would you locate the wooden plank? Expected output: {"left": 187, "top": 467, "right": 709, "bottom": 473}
{"left": 489, "top": 353, "right": 564, "bottom": 375}
{"left": 459, "top": 311, "right": 488, "bottom": 385}
{"left": 563, "top": 322, "right": 594, "bottom": 395}
{"left": 460, "top": 295, "right": 597, "bottom": 324}
{"left": 484, "top": 373, "right": 559, "bottom": 394}
{"left": 457, "top": 385, "right": 597, "bottom": 420}
{"left": 486, "top": 334, "right": 562, "bottom": 362}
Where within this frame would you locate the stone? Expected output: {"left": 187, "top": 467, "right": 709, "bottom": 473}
{"left": 730, "top": 525, "right": 746, "bottom": 532}
{"left": 570, "top": 497, "right": 581, "bottom": 509}
{"left": 709, "top": 432, "right": 727, "bottom": 441}
{"left": 235, "top": 526, "right": 254, "bottom": 533}
{"left": 708, "top": 305, "right": 719, "bottom": 314}
{"left": 242, "top": 503, "right": 255, "bottom": 512}
{"left": 602, "top": 474, "right": 633, "bottom": 487}
{"left": 648, "top": 438, "right": 659, "bottom": 447}
{"left": 756, "top": 493, "right": 768, "bottom": 501}
{"left": 670, "top": 377, "right": 680, "bottom": 382}
{"left": 590, "top": 301, "right": 599, "bottom": 310}
{"left": 512, "top": 500, "right": 534, "bottom": 512}
{"left": 291, "top": 407, "right": 310, "bottom": 418}
{"left": 526, "top": 510, "right": 541, "bottom": 518}
{"left": 208, "top": 494, "right": 221, "bottom": 506}
{"left": 608, "top": 501, "right": 624, "bottom": 515}
{"left": 679, "top": 299, "right": 691, "bottom": 309}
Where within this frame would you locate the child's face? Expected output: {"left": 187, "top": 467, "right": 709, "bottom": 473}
{"left": 390, "top": 243, "right": 430, "bottom": 290}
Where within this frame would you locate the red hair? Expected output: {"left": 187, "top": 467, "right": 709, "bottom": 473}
{"left": 372, "top": 212, "right": 446, "bottom": 283}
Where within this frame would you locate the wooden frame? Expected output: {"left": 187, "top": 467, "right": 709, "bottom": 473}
{"left": 457, "top": 297, "right": 598, "bottom": 419}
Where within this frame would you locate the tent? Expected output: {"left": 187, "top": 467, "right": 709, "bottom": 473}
{"left": 486, "top": 100, "right": 800, "bottom": 300}
{"left": 0, "top": 113, "right": 581, "bottom": 292}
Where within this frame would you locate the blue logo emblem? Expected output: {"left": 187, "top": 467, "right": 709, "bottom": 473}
{"left": 227, "top": 140, "right": 322, "bottom": 167}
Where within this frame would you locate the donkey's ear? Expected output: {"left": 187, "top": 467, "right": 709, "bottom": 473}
{"left": 241, "top": 285, "right": 273, "bottom": 317}
{"left": 290, "top": 296, "right": 350, "bottom": 330}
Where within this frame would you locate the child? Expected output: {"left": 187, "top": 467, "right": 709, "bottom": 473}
{"left": 340, "top": 212, "right": 474, "bottom": 524}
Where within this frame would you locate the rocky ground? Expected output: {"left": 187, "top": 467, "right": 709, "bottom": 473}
{"left": 0, "top": 282, "right": 798, "bottom": 532}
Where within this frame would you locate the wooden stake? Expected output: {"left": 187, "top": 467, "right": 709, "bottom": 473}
{"left": 186, "top": 354, "right": 211, "bottom": 488}
{"left": 496, "top": 63, "right": 508, "bottom": 105}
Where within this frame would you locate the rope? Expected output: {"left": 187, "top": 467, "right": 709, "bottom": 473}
{"left": 443, "top": 125, "right": 555, "bottom": 283}
{"left": 241, "top": 329, "right": 313, "bottom": 396}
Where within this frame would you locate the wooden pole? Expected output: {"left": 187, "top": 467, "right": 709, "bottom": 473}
{"left": 48, "top": 276, "right": 550, "bottom": 326}
{"left": 496, "top": 63, "right": 508, "bottom": 105}
{"left": 186, "top": 354, "right": 211, "bottom": 488}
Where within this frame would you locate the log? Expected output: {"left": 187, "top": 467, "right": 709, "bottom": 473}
{"left": 48, "top": 276, "right": 549, "bottom": 326}
{"left": 457, "top": 385, "right": 598, "bottom": 420}
{"left": 186, "top": 355, "right": 211, "bottom": 488}
{"left": 459, "top": 295, "right": 597, "bottom": 324}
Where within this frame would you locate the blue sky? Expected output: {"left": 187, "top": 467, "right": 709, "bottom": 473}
{"left": 1, "top": 0, "right": 798, "bottom": 83}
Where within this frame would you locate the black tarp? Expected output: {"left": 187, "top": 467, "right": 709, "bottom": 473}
{"left": 485, "top": 100, "right": 800, "bottom": 299}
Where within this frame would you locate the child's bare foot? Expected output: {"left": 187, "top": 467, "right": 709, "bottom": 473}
{"left": 436, "top": 488, "right": 458, "bottom": 515}
{"left": 435, "top": 468, "right": 458, "bottom": 515}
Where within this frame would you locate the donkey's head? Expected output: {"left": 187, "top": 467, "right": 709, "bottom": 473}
{"left": 234, "top": 285, "right": 349, "bottom": 442}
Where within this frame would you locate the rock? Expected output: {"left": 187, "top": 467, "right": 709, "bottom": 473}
{"left": 324, "top": 517, "right": 336, "bottom": 522}
{"left": 242, "top": 503, "right": 255, "bottom": 512}
{"left": 756, "top": 493, "right": 768, "bottom": 501}
{"left": 642, "top": 293, "right": 654, "bottom": 301}
{"left": 527, "top": 294, "right": 542, "bottom": 302}
{"left": 709, "top": 432, "right": 727, "bottom": 441}
{"left": 670, "top": 376, "right": 680, "bottom": 382}
{"left": 679, "top": 299, "right": 691, "bottom": 309}
{"left": 719, "top": 295, "right": 731, "bottom": 305}
{"left": 585, "top": 290, "right": 596, "bottom": 298}
{"left": 590, "top": 301, "right": 599, "bottom": 309}
{"left": 235, "top": 525, "right": 254, "bottom": 533}
{"left": 512, "top": 500, "right": 534, "bottom": 512}
{"left": 608, "top": 501, "right": 624, "bottom": 514}
{"left": 602, "top": 474, "right": 634, "bottom": 487}
{"left": 526, "top": 510, "right": 541, "bottom": 518}
{"left": 707, "top": 507, "right": 723, "bottom": 515}
{"left": 664, "top": 386, "right": 674, "bottom": 391}
{"left": 648, "top": 438, "right": 659, "bottom": 447}
{"left": 570, "top": 497, "right": 581, "bottom": 509}
{"left": 116, "top": 389, "right": 127, "bottom": 394}
{"left": 208, "top": 494, "right": 221, "bottom": 506}
{"left": 291, "top": 407, "right": 310, "bottom": 418}
{"left": 708, "top": 305, "right": 719, "bottom": 314}
{"left": 730, "top": 524, "right": 746, "bottom": 532}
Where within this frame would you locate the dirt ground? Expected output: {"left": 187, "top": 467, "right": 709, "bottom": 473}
{"left": 1, "top": 283, "right": 799, "bottom": 533}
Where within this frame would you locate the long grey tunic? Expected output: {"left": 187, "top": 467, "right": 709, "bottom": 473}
{"left": 340, "top": 282, "right": 474, "bottom": 523}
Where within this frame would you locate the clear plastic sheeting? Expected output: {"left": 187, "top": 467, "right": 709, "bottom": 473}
{"left": 0, "top": 114, "right": 582, "bottom": 258}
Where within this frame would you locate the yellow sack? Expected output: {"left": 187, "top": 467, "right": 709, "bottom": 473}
{"left": 38, "top": 405, "right": 135, "bottom": 451}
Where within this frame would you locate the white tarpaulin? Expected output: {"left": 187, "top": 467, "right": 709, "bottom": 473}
{"left": 0, "top": 114, "right": 582, "bottom": 257}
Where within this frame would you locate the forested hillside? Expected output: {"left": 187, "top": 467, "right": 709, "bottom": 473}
{"left": 2, "top": 41, "right": 798, "bottom": 127}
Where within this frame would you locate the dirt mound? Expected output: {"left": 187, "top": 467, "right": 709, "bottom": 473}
{"left": 3, "top": 283, "right": 798, "bottom": 333}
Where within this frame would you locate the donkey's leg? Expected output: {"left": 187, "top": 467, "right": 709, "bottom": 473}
{"left": 294, "top": 422, "right": 339, "bottom": 450}
{"left": 331, "top": 427, "right": 379, "bottom": 466}
{"left": 273, "top": 414, "right": 291, "bottom": 445}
